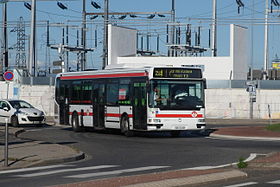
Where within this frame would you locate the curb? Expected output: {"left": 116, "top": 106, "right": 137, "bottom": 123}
{"left": 14, "top": 128, "right": 26, "bottom": 137}
{"left": 123, "top": 170, "right": 247, "bottom": 187}
{"left": 210, "top": 133, "right": 280, "bottom": 141}
{"left": 4, "top": 127, "right": 86, "bottom": 169}
{"left": 24, "top": 152, "right": 86, "bottom": 168}
{"left": 57, "top": 169, "right": 247, "bottom": 187}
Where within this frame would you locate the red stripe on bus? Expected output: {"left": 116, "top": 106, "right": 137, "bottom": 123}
{"left": 105, "top": 113, "right": 120, "bottom": 117}
{"left": 69, "top": 112, "right": 133, "bottom": 118}
{"left": 105, "top": 113, "right": 133, "bottom": 118}
{"left": 69, "top": 112, "right": 94, "bottom": 116}
{"left": 60, "top": 72, "right": 147, "bottom": 80}
{"left": 155, "top": 114, "right": 203, "bottom": 118}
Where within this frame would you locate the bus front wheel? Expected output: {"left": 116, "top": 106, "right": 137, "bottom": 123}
{"left": 120, "top": 116, "right": 134, "bottom": 137}
{"left": 72, "top": 113, "right": 82, "bottom": 132}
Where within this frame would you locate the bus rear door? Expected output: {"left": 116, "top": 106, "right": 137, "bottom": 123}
{"left": 93, "top": 83, "right": 105, "bottom": 129}
{"left": 132, "top": 82, "right": 147, "bottom": 130}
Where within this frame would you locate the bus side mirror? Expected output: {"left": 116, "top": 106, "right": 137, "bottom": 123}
{"left": 203, "top": 79, "right": 207, "bottom": 89}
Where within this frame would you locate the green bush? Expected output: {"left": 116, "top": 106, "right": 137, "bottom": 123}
{"left": 237, "top": 157, "right": 248, "bottom": 169}
{"left": 266, "top": 123, "right": 280, "bottom": 132}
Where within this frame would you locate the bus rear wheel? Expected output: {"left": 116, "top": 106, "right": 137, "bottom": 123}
{"left": 120, "top": 116, "right": 134, "bottom": 137}
{"left": 72, "top": 113, "right": 82, "bottom": 132}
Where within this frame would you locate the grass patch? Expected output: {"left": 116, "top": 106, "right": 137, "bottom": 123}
{"left": 265, "top": 123, "right": 280, "bottom": 132}
{"left": 237, "top": 157, "right": 248, "bottom": 169}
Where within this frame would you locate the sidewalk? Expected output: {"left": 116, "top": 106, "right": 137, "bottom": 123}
{"left": 0, "top": 119, "right": 280, "bottom": 187}
{"left": 0, "top": 125, "right": 84, "bottom": 170}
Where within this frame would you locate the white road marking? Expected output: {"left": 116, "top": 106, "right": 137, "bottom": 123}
{"left": 0, "top": 164, "right": 74, "bottom": 175}
{"left": 208, "top": 135, "right": 280, "bottom": 141}
{"left": 268, "top": 179, "right": 280, "bottom": 184}
{"left": 181, "top": 153, "right": 261, "bottom": 170}
{"left": 15, "top": 165, "right": 119, "bottom": 178}
{"left": 65, "top": 166, "right": 170, "bottom": 179}
{"left": 223, "top": 182, "right": 258, "bottom": 187}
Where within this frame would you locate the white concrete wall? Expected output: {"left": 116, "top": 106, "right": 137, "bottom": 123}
{"left": 230, "top": 25, "right": 249, "bottom": 80}
{"left": 107, "top": 24, "right": 249, "bottom": 80}
{"left": 206, "top": 88, "right": 280, "bottom": 119}
{"left": 108, "top": 24, "right": 137, "bottom": 65}
{"left": 0, "top": 81, "right": 55, "bottom": 116}
{"left": 117, "top": 56, "right": 233, "bottom": 80}
{"left": 1, "top": 81, "right": 280, "bottom": 119}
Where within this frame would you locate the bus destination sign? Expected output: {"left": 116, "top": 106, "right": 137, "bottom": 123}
{"left": 153, "top": 68, "right": 202, "bottom": 79}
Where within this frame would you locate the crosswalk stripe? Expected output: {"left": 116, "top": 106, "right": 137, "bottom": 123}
{"left": 223, "top": 182, "right": 258, "bottom": 187}
{"left": 0, "top": 164, "right": 74, "bottom": 175}
{"left": 15, "top": 165, "right": 119, "bottom": 178}
{"left": 65, "top": 166, "right": 170, "bottom": 179}
{"left": 268, "top": 180, "right": 280, "bottom": 184}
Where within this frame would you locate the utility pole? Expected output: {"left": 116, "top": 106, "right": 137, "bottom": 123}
{"left": 103, "top": 0, "right": 109, "bottom": 69}
{"left": 211, "top": 0, "right": 217, "bottom": 57}
{"left": 169, "top": 0, "right": 175, "bottom": 57}
{"left": 263, "top": 0, "right": 269, "bottom": 79}
{"left": 2, "top": 1, "right": 8, "bottom": 76}
{"left": 81, "top": 0, "right": 86, "bottom": 71}
{"left": 29, "top": 0, "right": 36, "bottom": 76}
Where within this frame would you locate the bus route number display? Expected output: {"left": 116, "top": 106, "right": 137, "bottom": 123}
{"left": 153, "top": 68, "right": 202, "bottom": 78}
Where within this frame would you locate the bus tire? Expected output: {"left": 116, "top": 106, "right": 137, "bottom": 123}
{"left": 120, "top": 116, "right": 134, "bottom": 137}
{"left": 171, "top": 131, "right": 180, "bottom": 137}
{"left": 72, "top": 113, "right": 82, "bottom": 132}
{"left": 11, "top": 116, "right": 19, "bottom": 127}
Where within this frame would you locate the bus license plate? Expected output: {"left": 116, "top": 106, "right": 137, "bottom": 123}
{"left": 175, "top": 126, "right": 185, "bottom": 130}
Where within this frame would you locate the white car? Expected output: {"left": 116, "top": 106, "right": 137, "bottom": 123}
{"left": 0, "top": 99, "right": 45, "bottom": 127}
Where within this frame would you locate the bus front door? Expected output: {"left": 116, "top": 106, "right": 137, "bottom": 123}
{"left": 132, "top": 82, "right": 147, "bottom": 130}
{"left": 93, "top": 84, "right": 105, "bottom": 129}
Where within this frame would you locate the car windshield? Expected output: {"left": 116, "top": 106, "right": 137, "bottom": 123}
{"left": 9, "top": 100, "right": 34, "bottom": 109}
{"left": 148, "top": 80, "right": 205, "bottom": 110}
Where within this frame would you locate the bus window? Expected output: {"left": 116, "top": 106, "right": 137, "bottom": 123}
{"left": 106, "top": 83, "right": 119, "bottom": 105}
{"left": 149, "top": 80, "right": 204, "bottom": 110}
{"left": 82, "top": 80, "right": 92, "bottom": 103}
{"left": 71, "top": 81, "right": 81, "bottom": 103}
{"left": 118, "top": 84, "right": 131, "bottom": 105}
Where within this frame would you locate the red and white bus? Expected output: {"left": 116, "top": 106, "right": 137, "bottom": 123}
{"left": 55, "top": 66, "right": 206, "bottom": 136}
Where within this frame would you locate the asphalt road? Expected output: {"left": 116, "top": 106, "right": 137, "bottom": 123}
{"left": 0, "top": 124, "right": 280, "bottom": 187}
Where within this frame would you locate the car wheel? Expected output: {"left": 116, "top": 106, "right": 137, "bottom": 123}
{"left": 11, "top": 116, "right": 19, "bottom": 127}
{"left": 120, "top": 116, "right": 134, "bottom": 137}
{"left": 72, "top": 113, "right": 82, "bottom": 132}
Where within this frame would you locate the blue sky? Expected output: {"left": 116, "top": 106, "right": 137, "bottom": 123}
{"left": 1, "top": 0, "right": 279, "bottom": 71}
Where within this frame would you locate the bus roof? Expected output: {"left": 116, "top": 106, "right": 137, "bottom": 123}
{"left": 57, "top": 66, "right": 203, "bottom": 80}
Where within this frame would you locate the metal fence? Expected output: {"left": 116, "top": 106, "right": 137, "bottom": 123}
{"left": 16, "top": 76, "right": 280, "bottom": 90}
{"left": 20, "top": 77, "right": 55, "bottom": 86}
{"left": 207, "top": 80, "right": 280, "bottom": 89}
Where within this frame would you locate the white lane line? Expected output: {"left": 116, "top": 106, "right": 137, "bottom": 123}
{"left": 0, "top": 164, "right": 74, "bottom": 175}
{"left": 268, "top": 179, "right": 280, "bottom": 184}
{"left": 181, "top": 153, "right": 262, "bottom": 170}
{"left": 223, "top": 182, "right": 258, "bottom": 187}
{"left": 65, "top": 166, "right": 170, "bottom": 179}
{"left": 15, "top": 165, "right": 119, "bottom": 178}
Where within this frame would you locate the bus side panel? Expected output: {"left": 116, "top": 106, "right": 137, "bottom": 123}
{"left": 69, "top": 104, "right": 93, "bottom": 127}
{"left": 104, "top": 106, "right": 120, "bottom": 129}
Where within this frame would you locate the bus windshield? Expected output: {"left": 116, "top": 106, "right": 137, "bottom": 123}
{"left": 148, "top": 80, "right": 204, "bottom": 110}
